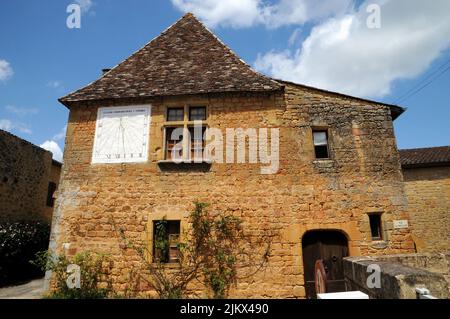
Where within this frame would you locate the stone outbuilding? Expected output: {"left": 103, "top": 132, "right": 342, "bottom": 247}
{"left": 400, "top": 146, "right": 450, "bottom": 253}
{"left": 0, "top": 129, "right": 61, "bottom": 223}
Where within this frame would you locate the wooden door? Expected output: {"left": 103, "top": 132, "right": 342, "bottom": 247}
{"left": 302, "top": 231, "right": 349, "bottom": 299}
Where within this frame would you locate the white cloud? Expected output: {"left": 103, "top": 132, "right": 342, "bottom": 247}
{"left": 0, "top": 59, "right": 13, "bottom": 81}
{"left": 46, "top": 81, "right": 61, "bottom": 88}
{"left": 288, "top": 28, "right": 302, "bottom": 46}
{"left": 15, "top": 124, "right": 32, "bottom": 135}
{"left": 261, "top": 0, "right": 353, "bottom": 28}
{"left": 40, "top": 140, "right": 63, "bottom": 162}
{"left": 0, "top": 119, "right": 12, "bottom": 131}
{"left": 0, "top": 118, "right": 32, "bottom": 135}
{"left": 5, "top": 105, "right": 39, "bottom": 116}
{"left": 171, "top": 0, "right": 352, "bottom": 29}
{"left": 52, "top": 125, "right": 67, "bottom": 141}
{"left": 75, "top": 0, "right": 94, "bottom": 13}
{"left": 171, "top": 0, "right": 261, "bottom": 28}
{"left": 255, "top": 0, "right": 450, "bottom": 98}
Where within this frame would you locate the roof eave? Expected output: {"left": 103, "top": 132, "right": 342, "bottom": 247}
{"left": 390, "top": 105, "right": 406, "bottom": 121}
{"left": 58, "top": 87, "right": 285, "bottom": 108}
{"left": 52, "top": 159, "right": 63, "bottom": 167}
{"left": 58, "top": 97, "right": 72, "bottom": 109}
{"left": 402, "top": 161, "right": 450, "bottom": 169}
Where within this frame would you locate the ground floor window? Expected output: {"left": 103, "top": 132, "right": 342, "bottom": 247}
{"left": 153, "top": 220, "right": 180, "bottom": 263}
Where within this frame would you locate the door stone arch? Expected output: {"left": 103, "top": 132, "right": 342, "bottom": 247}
{"left": 302, "top": 230, "right": 349, "bottom": 299}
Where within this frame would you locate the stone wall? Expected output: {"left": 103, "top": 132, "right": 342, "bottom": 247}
{"left": 344, "top": 254, "right": 450, "bottom": 299}
{"left": 49, "top": 83, "right": 415, "bottom": 298}
{"left": 403, "top": 166, "right": 450, "bottom": 253}
{"left": 375, "top": 253, "right": 450, "bottom": 291}
{"left": 43, "top": 161, "right": 62, "bottom": 222}
{"left": 0, "top": 129, "right": 61, "bottom": 223}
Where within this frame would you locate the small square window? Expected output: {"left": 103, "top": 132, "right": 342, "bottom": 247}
{"left": 167, "top": 108, "right": 184, "bottom": 121}
{"left": 313, "top": 130, "right": 329, "bottom": 159}
{"left": 369, "top": 214, "right": 383, "bottom": 240}
{"left": 189, "top": 107, "right": 206, "bottom": 121}
{"left": 153, "top": 220, "right": 180, "bottom": 263}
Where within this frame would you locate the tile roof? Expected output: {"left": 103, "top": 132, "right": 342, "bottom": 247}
{"left": 399, "top": 146, "right": 450, "bottom": 168}
{"left": 59, "top": 13, "right": 282, "bottom": 105}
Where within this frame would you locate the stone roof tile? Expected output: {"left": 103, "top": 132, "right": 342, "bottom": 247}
{"left": 400, "top": 146, "right": 450, "bottom": 167}
{"left": 60, "top": 13, "right": 282, "bottom": 105}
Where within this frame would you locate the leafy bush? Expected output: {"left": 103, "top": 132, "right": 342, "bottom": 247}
{"left": 0, "top": 220, "right": 50, "bottom": 287}
{"left": 114, "top": 201, "right": 273, "bottom": 299}
{"left": 33, "top": 251, "right": 113, "bottom": 299}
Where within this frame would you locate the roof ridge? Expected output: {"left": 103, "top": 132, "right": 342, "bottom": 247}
{"left": 400, "top": 146, "right": 450, "bottom": 151}
{"left": 195, "top": 15, "right": 282, "bottom": 89}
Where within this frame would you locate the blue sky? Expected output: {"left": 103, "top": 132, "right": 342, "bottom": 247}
{"left": 0, "top": 0, "right": 449, "bottom": 161}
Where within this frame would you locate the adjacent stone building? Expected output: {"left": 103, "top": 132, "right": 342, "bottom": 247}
{"left": 400, "top": 146, "right": 450, "bottom": 253}
{"left": 0, "top": 129, "right": 62, "bottom": 223}
{"left": 49, "top": 13, "right": 415, "bottom": 298}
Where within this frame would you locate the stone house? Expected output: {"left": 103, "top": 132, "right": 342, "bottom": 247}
{"left": 0, "top": 129, "right": 62, "bottom": 223}
{"left": 400, "top": 146, "right": 450, "bottom": 253}
{"left": 50, "top": 13, "right": 415, "bottom": 298}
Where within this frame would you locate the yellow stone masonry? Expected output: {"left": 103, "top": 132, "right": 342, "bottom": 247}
{"left": 403, "top": 166, "right": 450, "bottom": 252}
{"left": 49, "top": 84, "right": 415, "bottom": 298}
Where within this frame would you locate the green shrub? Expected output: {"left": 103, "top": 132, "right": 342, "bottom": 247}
{"left": 114, "top": 201, "right": 272, "bottom": 299}
{"left": 0, "top": 220, "right": 50, "bottom": 287}
{"left": 33, "top": 251, "right": 113, "bottom": 299}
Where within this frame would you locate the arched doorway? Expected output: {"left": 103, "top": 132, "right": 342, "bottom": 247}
{"left": 302, "top": 230, "right": 349, "bottom": 299}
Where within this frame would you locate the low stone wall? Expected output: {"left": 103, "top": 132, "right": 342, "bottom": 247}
{"left": 344, "top": 254, "right": 449, "bottom": 299}
{"left": 374, "top": 253, "right": 450, "bottom": 295}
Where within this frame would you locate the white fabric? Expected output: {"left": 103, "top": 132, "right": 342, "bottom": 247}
{"left": 313, "top": 131, "right": 327, "bottom": 146}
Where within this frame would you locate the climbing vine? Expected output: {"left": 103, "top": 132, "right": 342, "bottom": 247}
{"left": 112, "top": 201, "right": 274, "bottom": 299}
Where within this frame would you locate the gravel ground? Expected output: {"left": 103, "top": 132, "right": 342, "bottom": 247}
{"left": 0, "top": 278, "right": 45, "bottom": 299}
